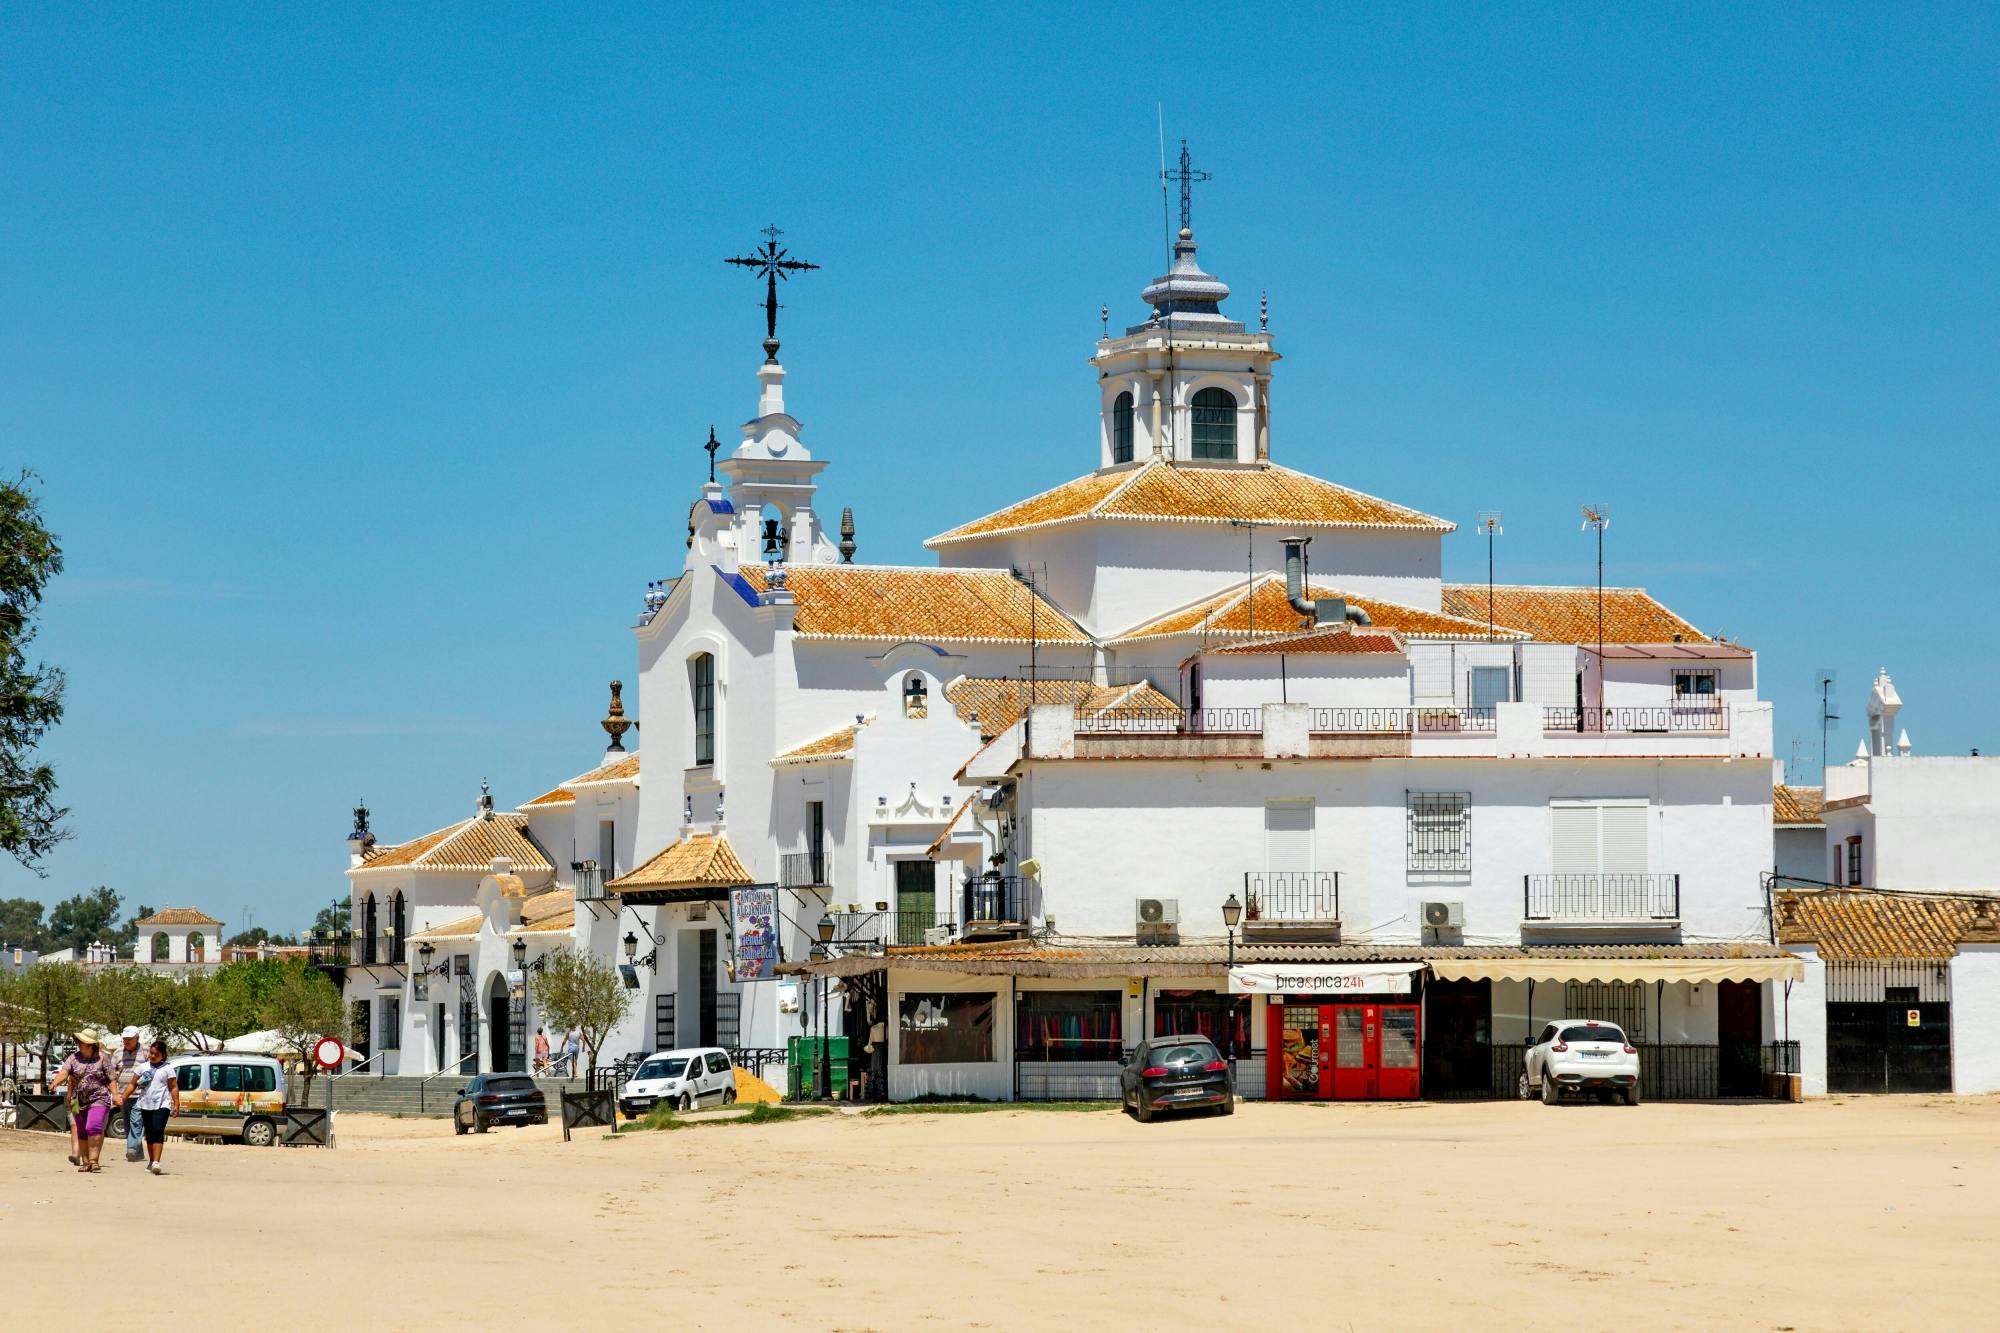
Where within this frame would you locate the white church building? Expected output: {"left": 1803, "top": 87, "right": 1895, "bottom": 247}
{"left": 343, "top": 183, "right": 1806, "bottom": 1102}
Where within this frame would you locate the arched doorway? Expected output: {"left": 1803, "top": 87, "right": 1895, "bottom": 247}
{"left": 485, "top": 973, "right": 526, "bottom": 1073}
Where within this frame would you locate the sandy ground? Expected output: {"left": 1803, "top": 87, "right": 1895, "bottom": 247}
{"left": 3, "top": 1096, "right": 1994, "bottom": 1331}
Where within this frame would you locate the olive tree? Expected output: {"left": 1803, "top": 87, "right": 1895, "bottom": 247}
{"left": 261, "top": 967, "right": 346, "bottom": 1101}
{"left": 528, "top": 946, "right": 631, "bottom": 1078}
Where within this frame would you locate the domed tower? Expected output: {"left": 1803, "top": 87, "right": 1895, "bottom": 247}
{"left": 1090, "top": 141, "right": 1279, "bottom": 469}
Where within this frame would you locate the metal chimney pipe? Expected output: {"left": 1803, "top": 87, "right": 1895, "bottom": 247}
{"left": 1280, "top": 535, "right": 1371, "bottom": 626}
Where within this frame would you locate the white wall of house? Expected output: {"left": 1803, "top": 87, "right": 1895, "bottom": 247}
{"left": 1016, "top": 756, "right": 1772, "bottom": 945}
{"left": 1822, "top": 756, "right": 2000, "bottom": 892}
{"left": 1950, "top": 945, "right": 2000, "bottom": 1094}
{"left": 1785, "top": 946, "right": 1829, "bottom": 1096}
{"left": 1775, "top": 825, "right": 1826, "bottom": 884}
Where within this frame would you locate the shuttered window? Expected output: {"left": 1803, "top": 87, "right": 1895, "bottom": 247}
{"left": 1469, "top": 666, "right": 1512, "bottom": 709}
{"left": 1264, "top": 800, "right": 1314, "bottom": 872}
{"left": 1551, "top": 802, "right": 1650, "bottom": 874}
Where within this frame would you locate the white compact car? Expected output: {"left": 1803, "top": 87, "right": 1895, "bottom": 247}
{"left": 1521, "top": 1020, "right": 1641, "bottom": 1105}
{"left": 618, "top": 1047, "right": 738, "bottom": 1119}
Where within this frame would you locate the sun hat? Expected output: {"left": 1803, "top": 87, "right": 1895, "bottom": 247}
{"left": 74, "top": 1027, "right": 100, "bottom": 1047}
{"left": 121, "top": 1025, "right": 140, "bottom": 1040}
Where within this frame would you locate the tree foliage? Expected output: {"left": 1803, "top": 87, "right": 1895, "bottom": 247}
{"left": 0, "top": 473, "right": 66, "bottom": 872}
{"left": 0, "top": 895, "right": 49, "bottom": 950}
{"left": 528, "top": 946, "right": 631, "bottom": 1073}
{"left": 45, "top": 885, "right": 122, "bottom": 954}
{"left": 10, "top": 959, "right": 88, "bottom": 1078}
{"left": 260, "top": 966, "right": 346, "bottom": 1100}
{"left": 310, "top": 896, "right": 350, "bottom": 937}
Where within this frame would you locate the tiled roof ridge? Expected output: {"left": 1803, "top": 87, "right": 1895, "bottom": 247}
{"left": 1444, "top": 581, "right": 1660, "bottom": 593}
{"left": 923, "top": 462, "right": 1155, "bottom": 547}
{"left": 1111, "top": 573, "right": 1525, "bottom": 644}
{"left": 1261, "top": 462, "right": 1458, "bottom": 531}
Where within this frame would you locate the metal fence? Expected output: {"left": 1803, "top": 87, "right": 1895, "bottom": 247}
{"left": 1243, "top": 870, "right": 1340, "bottom": 922}
{"left": 1458, "top": 1042, "right": 1799, "bottom": 1100}
{"left": 1524, "top": 873, "right": 1681, "bottom": 922}
{"left": 1544, "top": 704, "right": 1729, "bottom": 734}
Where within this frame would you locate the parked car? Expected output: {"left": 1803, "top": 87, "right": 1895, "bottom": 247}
{"left": 618, "top": 1047, "right": 737, "bottom": 1119}
{"left": 1521, "top": 1020, "right": 1641, "bottom": 1105}
{"left": 1120, "top": 1035, "right": 1235, "bottom": 1123}
{"left": 453, "top": 1073, "right": 548, "bottom": 1134}
{"left": 108, "top": 1053, "right": 287, "bottom": 1147}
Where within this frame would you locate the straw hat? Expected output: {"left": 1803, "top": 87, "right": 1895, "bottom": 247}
{"left": 74, "top": 1027, "right": 101, "bottom": 1048}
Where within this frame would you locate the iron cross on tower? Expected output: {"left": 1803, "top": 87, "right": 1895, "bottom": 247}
{"left": 726, "top": 224, "right": 819, "bottom": 362}
{"left": 1163, "top": 138, "right": 1211, "bottom": 232}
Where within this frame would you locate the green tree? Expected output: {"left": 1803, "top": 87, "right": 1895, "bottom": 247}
{"left": 0, "top": 895, "right": 49, "bottom": 951}
{"left": 528, "top": 946, "right": 631, "bottom": 1076}
{"left": 226, "top": 926, "right": 297, "bottom": 948}
{"left": 260, "top": 967, "right": 346, "bottom": 1101}
{"left": 14, "top": 959, "right": 88, "bottom": 1082}
{"left": 117, "top": 904, "right": 155, "bottom": 952}
{"left": 310, "top": 896, "right": 350, "bottom": 938}
{"left": 144, "top": 969, "right": 256, "bottom": 1053}
{"left": 84, "top": 965, "right": 163, "bottom": 1033}
{"left": 46, "top": 885, "right": 122, "bottom": 955}
{"left": 0, "top": 472, "right": 67, "bottom": 872}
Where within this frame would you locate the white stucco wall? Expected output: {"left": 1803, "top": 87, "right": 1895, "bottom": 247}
{"left": 1950, "top": 945, "right": 2000, "bottom": 1094}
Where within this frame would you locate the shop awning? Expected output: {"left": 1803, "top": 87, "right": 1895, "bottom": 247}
{"left": 1427, "top": 956, "right": 1803, "bottom": 985}
{"left": 1227, "top": 963, "right": 1423, "bottom": 995}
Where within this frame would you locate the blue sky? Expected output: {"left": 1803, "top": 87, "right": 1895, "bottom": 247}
{"left": 3, "top": 7, "right": 1995, "bottom": 931}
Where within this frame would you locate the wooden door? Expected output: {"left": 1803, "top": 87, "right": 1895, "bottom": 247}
{"left": 1717, "top": 980, "right": 1762, "bottom": 1096}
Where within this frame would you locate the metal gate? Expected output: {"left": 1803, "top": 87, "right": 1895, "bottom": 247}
{"left": 458, "top": 966, "right": 477, "bottom": 1066}
{"left": 1825, "top": 963, "right": 1952, "bottom": 1094}
{"left": 654, "top": 995, "right": 676, "bottom": 1052}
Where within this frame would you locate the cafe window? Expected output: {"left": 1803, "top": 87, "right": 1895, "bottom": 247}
{"left": 1153, "top": 991, "right": 1253, "bottom": 1059}
{"left": 898, "top": 992, "right": 995, "bottom": 1064}
{"left": 1017, "top": 990, "right": 1122, "bottom": 1063}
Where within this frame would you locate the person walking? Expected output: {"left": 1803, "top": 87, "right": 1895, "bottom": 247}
{"left": 562, "top": 1027, "right": 582, "bottom": 1080}
{"left": 131, "top": 1040, "right": 180, "bottom": 1175}
{"left": 112, "top": 1025, "right": 145, "bottom": 1163}
{"left": 533, "top": 1025, "right": 550, "bottom": 1075}
{"left": 50, "top": 1029, "right": 114, "bottom": 1172}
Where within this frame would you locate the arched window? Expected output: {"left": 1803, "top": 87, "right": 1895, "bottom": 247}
{"left": 1190, "top": 387, "right": 1238, "bottom": 460}
{"left": 1111, "top": 391, "right": 1135, "bottom": 464}
{"left": 903, "top": 673, "right": 928, "bottom": 719}
{"left": 389, "top": 890, "right": 406, "bottom": 964}
{"left": 362, "top": 893, "right": 378, "bottom": 966}
{"left": 151, "top": 931, "right": 170, "bottom": 962}
{"left": 187, "top": 932, "right": 205, "bottom": 964}
{"left": 690, "top": 653, "right": 716, "bottom": 766}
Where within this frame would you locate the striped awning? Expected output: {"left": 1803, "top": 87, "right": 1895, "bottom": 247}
{"left": 1428, "top": 957, "right": 1803, "bottom": 985}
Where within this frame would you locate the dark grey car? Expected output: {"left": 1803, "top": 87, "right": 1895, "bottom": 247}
{"left": 453, "top": 1073, "right": 546, "bottom": 1134}
{"left": 1120, "top": 1035, "right": 1234, "bottom": 1123}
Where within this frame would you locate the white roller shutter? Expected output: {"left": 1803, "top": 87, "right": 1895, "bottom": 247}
{"left": 1551, "top": 805, "right": 1600, "bottom": 875}
{"left": 1264, "top": 800, "right": 1314, "bottom": 873}
{"left": 1600, "top": 805, "right": 1650, "bottom": 874}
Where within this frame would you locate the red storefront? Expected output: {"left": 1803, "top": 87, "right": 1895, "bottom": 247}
{"left": 1229, "top": 964, "right": 1425, "bottom": 1101}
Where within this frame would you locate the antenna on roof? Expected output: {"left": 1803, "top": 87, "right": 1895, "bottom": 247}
{"left": 1816, "top": 667, "right": 1839, "bottom": 777}
{"left": 1581, "top": 504, "right": 1610, "bottom": 663}
{"left": 1476, "top": 511, "right": 1503, "bottom": 641}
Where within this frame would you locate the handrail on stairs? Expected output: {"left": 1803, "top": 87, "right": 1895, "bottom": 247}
{"left": 418, "top": 1052, "right": 478, "bottom": 1114}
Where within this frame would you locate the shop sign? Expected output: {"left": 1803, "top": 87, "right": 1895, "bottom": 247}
{"left": 731, "top": 887, "right": 778, "bottom": 981}
{"left": 1228, "top": 964, "right": 1417, "bottom": 995}
{"left": 1907, "top": 1009, "right": 1921, "bottom": 1027}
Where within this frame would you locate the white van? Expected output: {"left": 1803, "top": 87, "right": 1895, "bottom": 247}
{"left": 618, "top": 1047, "right": 737, "bottom": 1119}
{"left": 109, "top": 1053, "right": 288, "bottom": 1146}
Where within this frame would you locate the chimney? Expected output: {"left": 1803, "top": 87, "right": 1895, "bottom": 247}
{"left": 477, "top": 779, "right": 495, "bottom": 820}
{"left": 1280, "top": 536, "right": 1371, "bottom": 627}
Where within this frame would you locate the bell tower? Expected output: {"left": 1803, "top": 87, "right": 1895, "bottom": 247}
{"left": 1090, "top": 141, "right": 1279, "bottom": 469}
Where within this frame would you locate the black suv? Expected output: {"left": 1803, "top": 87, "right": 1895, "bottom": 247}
{"left": 1120, "top": 1035, "right": 1235, "bottom": 1123}
{"left": 453, "top": 1073, "right": 547, "bottom": 1134}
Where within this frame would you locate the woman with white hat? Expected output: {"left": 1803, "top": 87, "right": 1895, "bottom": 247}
{"left": 50, "top": 1028, "right": 115, "bottom": 1172}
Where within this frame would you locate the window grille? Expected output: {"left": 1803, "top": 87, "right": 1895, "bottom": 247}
{"left": 1190, "top": 387, "right": 1237, "bottom": 459}
{"left": 1564, "top": 981, "right": 1647, "bottom": 1037}
{"left": 1111, "top": 391, "right": 1134, "bottom": 463}
{"left": 1407, "top": 792, "right": 1470, "bottom": 872}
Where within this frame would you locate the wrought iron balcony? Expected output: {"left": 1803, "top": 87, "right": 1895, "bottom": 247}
{"left": 1310, "top": 706, "right": 1495, "bottom": 735}
{"left": 1242, "top": 870, "right": 1341, "bottom": 923}
{"left": 1544, "top": 704, "right": 1729, "bottom": 735}
{"left": 1524, "top": 873, "right": 1681, "bottom": 924}
{"left": 779, "top": 851, "right": 830, "bottom": 889}
{"left": 961, "top": 873, "right": 1029, "bottom": 940}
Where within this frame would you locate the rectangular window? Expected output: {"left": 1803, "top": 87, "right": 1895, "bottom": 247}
{"left": 1848, "top": 838, "right": 1863, "bottom": 886}
{"left": 1564, "top": 981, "right": 1648, "bottom": 1037}
{"left": 1468, "top": 666, "right": 1512, "bottom": 710}
{"left": 1264, "top": 799, "right": 1314, "bottom": 872}
{"left": 1833, "top": 845, "right": 1844, "bottom": 886}
{"left": 1551, "top": 802, "right": 1649, "bottom": 874}
{"left": 381, "top": 997, "right": 402, "bottom": 1051}
{"left": 807, "top": 800, "right": 826, "bottom": 885}
{"left": 1408, "top": 793, "right": 1471, "bottom": 872}
{"left": 898, "top": 993, "right": 995, "bottom": 1064}
{"left": 1673, "top": 669, "right": 1718, "bottom": 697}
{"left": 1153, "top": 991, "right": 1253, "bottom": 1059}
{"left": 1016, "top": 990, "right": 1123, "bottom": 1063}
{"left": 598, "top": 819, "right": 616, "bottom": 879}
{"left": 691, "top": 654, "right": 715, "bottom": 766}
{"left": 351, "top": 999, "right": 371, "bottom": 1057}
{"left": 179, "top": 1064, "right": 202, "bottom": 1091}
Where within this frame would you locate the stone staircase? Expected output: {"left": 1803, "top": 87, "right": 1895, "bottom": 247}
{"left": 288, "top": 1073, "right": 587, "bottom": 1118}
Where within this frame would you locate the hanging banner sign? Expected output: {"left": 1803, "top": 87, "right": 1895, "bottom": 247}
{"left": 731, "top": 887, "right": 778, "bottom": 982}
{"left": 1227, "top": 964, "right": 1419, "bottom": 996}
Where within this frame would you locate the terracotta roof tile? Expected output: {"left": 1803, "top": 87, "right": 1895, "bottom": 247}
{"left": 944, "top": 677, "right": 1179, "bottom": 739}
{"left": 607, "top": 833, "right": 752, "bottom": 892}
{"left": 135, "top": 907, "right": 222, "bottom": 927}
{"left": 1114, "top": 574, "right": 1523, "bottom": 644}
{"left": 1439, "top": 584, "right": 1709, "bottom": 644}
{"left": 772, "top": 722, "right": 866, "bottom": 765}
{"left": 354, "top": 814, "right": 553, "bottom": 874}
{"left": 1209, "top": 625, "right": 1406, "bottom": 656}
{"left": 411, "top": 888, "right": 576, "bottom": 942}
{"left": 1776, "top": 890, "right": 1998, "bottom": 960}
{"left": 567, "top": 752, "right": 640, "bottom": 785}
{"left": 737, "top": 565, "right": 1087, "bottom": 644}
{"left": 522, "top": 786, "right": 576, "bottom": 807}
{"left": 927, "top": 460, "right": 1454, "bottom": 547}
{"left": 1773, "top": 784, "right": 1824, "bottom": 826}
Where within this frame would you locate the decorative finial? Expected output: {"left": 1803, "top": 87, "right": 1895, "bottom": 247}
{"left": 1260, "top": 291, "right": 1268, "bottom": 332}
{"left": 347, "top": 800, "right": 374, "bottom": 852}
{"left": 1100, "top": 303, "right": 1109, "bottom": 338}
{"left": 602, "top": 680, "right": 633, "bottom": 753}
{"left": 1162, "top": 138, "right": 1211, "bottom": 234}
{"left": 477, "top": 779, "right": 494, "bottom": 820}
{"left": 839, "top": 507, "right": 857, "bottom": 563}
{"left": 704, "top": 425, "right": 721, "bottom": 483}
{"left": 725, "top": 225, "right": 818, "bottom": 363}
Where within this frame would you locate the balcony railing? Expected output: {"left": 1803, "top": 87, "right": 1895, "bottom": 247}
{"left": 1524, "top": 873, "right": 1681, "bottom": 923}
{"left": 961, "top": 874, "right": 1028, "bottom": 935}
{"left": 1544, "top": 704, "right": 1728, "bottom": 735}
{"left": 1310, "top": 706, "right": 1495, "bottom": 734}
{"left": 779, "top": 851, "right": 829, "bottom": 889}
{"left": 1243, "top": 871, "right": 1340, "bottom": 922}
{"left": 1077, "top": 705, "right": 1497, "bottom": 736}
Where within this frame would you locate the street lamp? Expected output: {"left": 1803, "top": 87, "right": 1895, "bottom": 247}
{"left": 1220, "top": 893, "right": 1245, "bottom": 1082}
{"left": 623, "top": 931, "right": 638, "bottom": 962}
{"left": 511, "top": 937, "right": 527, "bottom": 969}
{"left": 816, "top": 912, "right": 836, "bottom": 946}
{"left": 1221, "top": 893, "right": 1243, "bottom": 967}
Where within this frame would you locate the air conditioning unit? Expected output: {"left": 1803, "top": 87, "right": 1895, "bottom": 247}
{"left": 1422, "top": 901, "right": 1465, "bottom": 929}
{"left": 1135, "top": 897, "right": 1180, "bottom": 941}
{"left": 923, "top": 925, "right": 953, "bottom": 947}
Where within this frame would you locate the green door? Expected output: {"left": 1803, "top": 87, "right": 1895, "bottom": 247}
{"left": 895, "top": 860, "right": 936, "bottom": 945}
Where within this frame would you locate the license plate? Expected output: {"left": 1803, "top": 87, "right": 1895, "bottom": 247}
{"left": 505, "top": 1107, "right": 527, "bottom": 1115}
{"left": 1581, "top": 1051, "right": 1610, "bottom": 1059}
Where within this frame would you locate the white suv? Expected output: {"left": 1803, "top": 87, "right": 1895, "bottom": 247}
{"left": 1522, "top": 1020, "right": 1641, "bottom": 1105}
{"left": 618, "top": 1047, "right": 738, "bottom": 1119}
